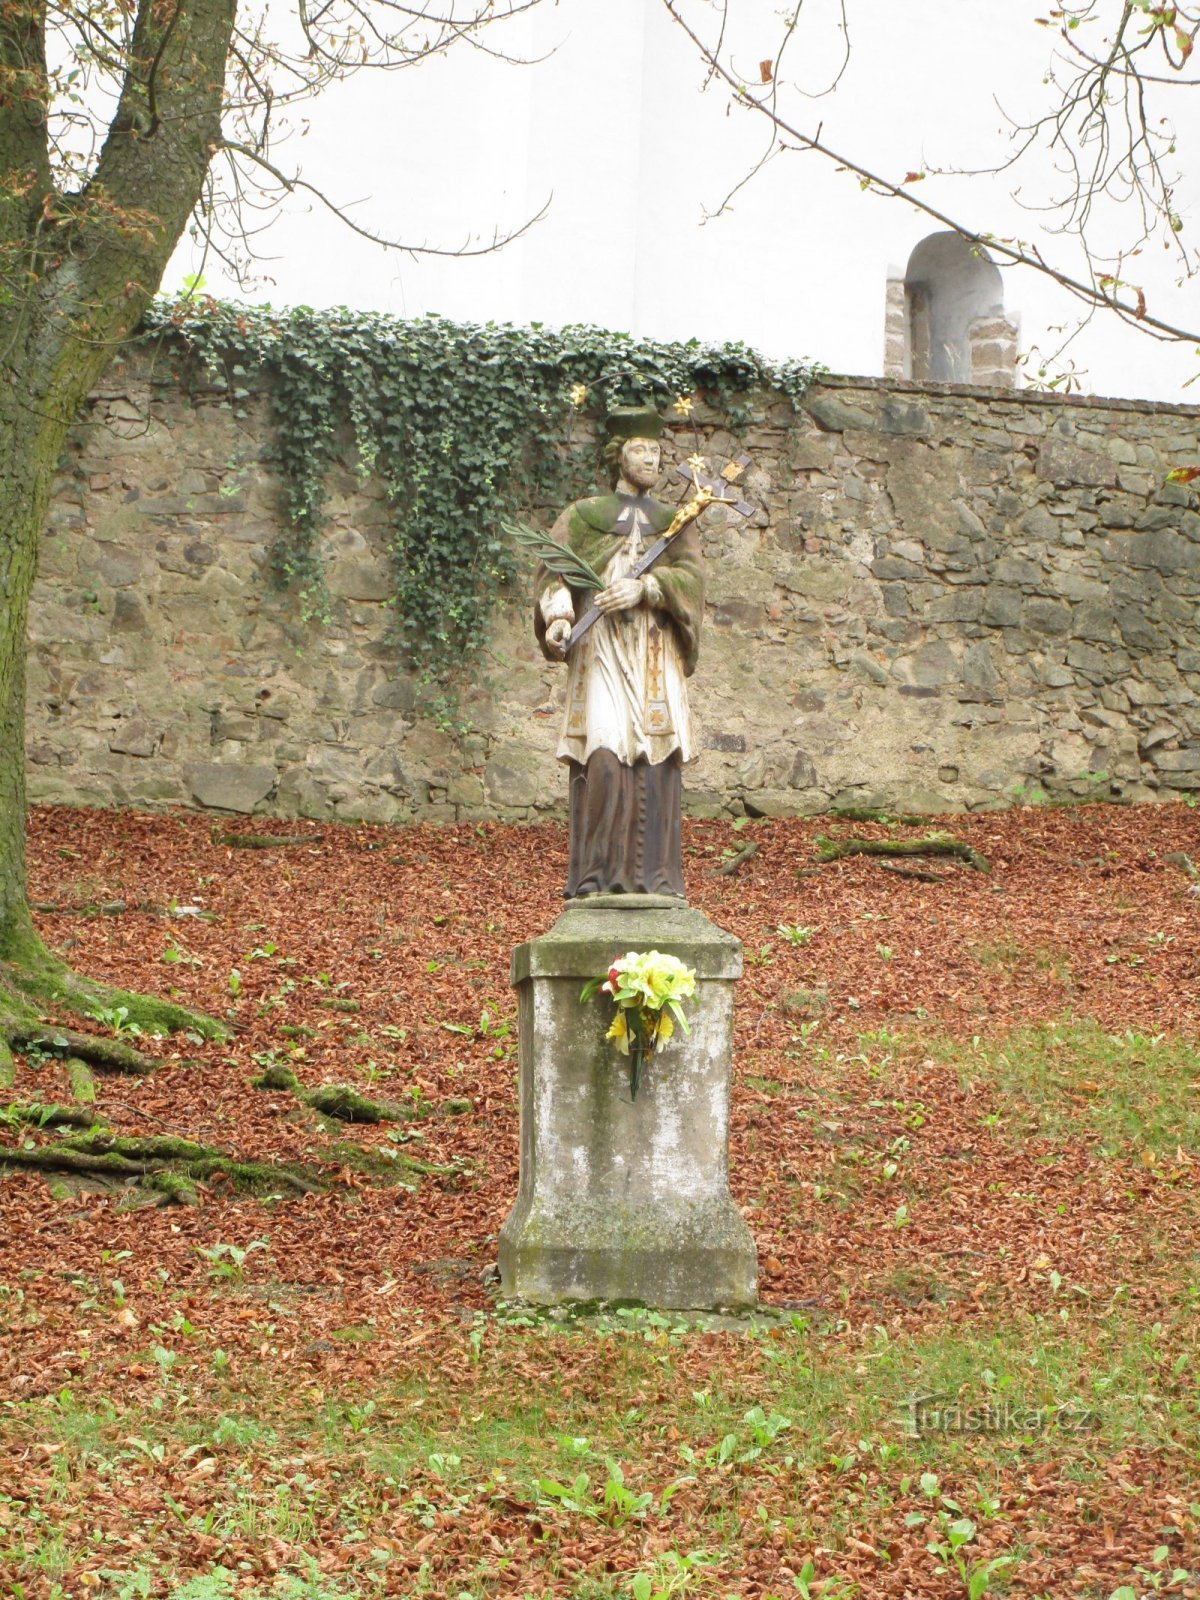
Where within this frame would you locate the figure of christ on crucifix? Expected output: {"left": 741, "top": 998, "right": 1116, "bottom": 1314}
{"left": 534, "top": 406, "right": 753, "bottom": 899}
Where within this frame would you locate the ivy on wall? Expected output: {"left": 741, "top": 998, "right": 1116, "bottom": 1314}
{"left": 142, "top": 302, "right": 820, "bottom": 712}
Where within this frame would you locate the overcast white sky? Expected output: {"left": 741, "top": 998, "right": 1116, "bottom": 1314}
{"left": 171, "top": 0, "right": 1200, "bottom": 403}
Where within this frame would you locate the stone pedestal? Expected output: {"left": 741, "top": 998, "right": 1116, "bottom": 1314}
{"left": 499, "top": 895, "right": 758, "bottom": 1310}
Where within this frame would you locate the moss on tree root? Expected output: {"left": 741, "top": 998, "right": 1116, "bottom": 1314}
{"left": 814, "top": 834, "right": 991, "bottom": 873}
{"left": 0, "top": 1128, "right": 322, "bottom": 1198}
{"left": 6, "top": 1024, "right": 157, "bottom": 1076}
{"left": 0, "top": 935, "right": 230, "bottom": 1076}
{"left": 251, "top": 1065, "right": 408, "bottom": 1124}
{"left": 64, "top": 1057, "right": 96, "bottom": 1102}
{"left": 2, "top": 1103, "right": 103, "bottom": 1130}
{"left": 305, "top": 1084, "right": 405, "bottom": 1123}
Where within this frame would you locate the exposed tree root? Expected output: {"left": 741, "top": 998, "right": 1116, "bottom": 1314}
{"left": 6, "top": 1024, "right": 158, "bottom": 1076}
{"left": 814, "top": 834, "right": 991, "bottom": 873}
{"left": 64, "top": 1057, "right": 96, "bottom": 1102}
{"left": 141, "top": 1170, "right": 200, "bottom": 1206}
{"left": 0, "top": 1129, "right": 322, "bottom": 1199}
{"left": 1, "top": 1145, "right": 151, "bottom": 1178}
{"left": 305, "top": 1084, "right": 406, "bottom": 1123}
{"left": 251, "top": 1063, "right": 407, "bottom": 1124}
{"left": 30, "top": 899, "right": 219, "bottom": 921}
{"left": 830, "top": 806, "right": 932, "bottom": 827}
{"left": 0, "top": 935, "right": 230, "bottom": 1079}
{"left": 1, "top": 1103, "right": 103, "bottom": 1130}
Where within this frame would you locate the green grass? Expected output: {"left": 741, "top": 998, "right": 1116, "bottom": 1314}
{"left": 3, "top": 1303, "right": 1194, "bottom": 1595}
{"left": 967, "top": 939, "right": 1074, "bottom": 985}
{"left": 5, "top": 1015, "right": 1199, "bottom": 1597}
{"left": 942, "top": 1020, "right": 1200, "bottom": 1156}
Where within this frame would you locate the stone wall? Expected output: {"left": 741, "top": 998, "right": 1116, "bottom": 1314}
{"left": 27, "top": 354, "right": 1200, "bottom": 821}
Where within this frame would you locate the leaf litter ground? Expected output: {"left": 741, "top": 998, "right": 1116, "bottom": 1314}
{"left": 2, "top": 802, "right": 1199, "bottom": 1600}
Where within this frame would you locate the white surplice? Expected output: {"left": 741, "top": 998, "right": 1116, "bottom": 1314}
{"left": 547, "top": 503, "right": 695, "bottom": 768}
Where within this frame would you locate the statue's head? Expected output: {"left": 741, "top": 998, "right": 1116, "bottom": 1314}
{"left": 603, "top": 405, "right": 665, "bottom": 490}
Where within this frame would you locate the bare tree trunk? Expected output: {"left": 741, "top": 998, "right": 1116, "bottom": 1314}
{"left": 0, "top": 0, "right": 239, "bottom": 1045}
{"left": 0, "top": 393, "right": 59, "bottom": 973}
{"left": 0, "top": 367, "right": 224, "bottom": 1047}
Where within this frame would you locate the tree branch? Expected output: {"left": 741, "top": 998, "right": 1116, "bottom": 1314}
{"left": 660, "top": 0, "right": 1200, "bottom": 346}
{"left": 220, "top": 139, "right": 551, "bottom": 259}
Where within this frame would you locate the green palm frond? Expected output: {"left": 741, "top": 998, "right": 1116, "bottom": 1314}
{"left": 503, "top": 518, "right": 605, "bottom": 591}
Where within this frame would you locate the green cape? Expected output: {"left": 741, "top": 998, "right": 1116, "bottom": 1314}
{"left": 534, "top": 494, "right": 705, "bottom": 676}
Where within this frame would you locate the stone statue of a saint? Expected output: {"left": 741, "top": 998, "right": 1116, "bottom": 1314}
{"left": 535, "top": 407, "right": 704, "bottom": 899}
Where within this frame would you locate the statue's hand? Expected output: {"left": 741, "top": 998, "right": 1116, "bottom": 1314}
{"left": 546, "top": 618, "right": 572, "bottom": 658}
{"left": 595, "top": 576, "right": 645, "bottom": 614}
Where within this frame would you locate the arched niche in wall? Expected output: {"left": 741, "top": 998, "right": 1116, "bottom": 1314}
{"left": 883, "top": 231, "right": 1019, "bottom": 387}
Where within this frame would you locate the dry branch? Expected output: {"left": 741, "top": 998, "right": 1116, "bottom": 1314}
{"left": 213, "top": 833, "right": 325, "bottom": 849}
{"left": 712, "top": 842, "right": 760, "bottom": 877}
{"left": 877, "top": 861, "right": 950, "bottom": 884}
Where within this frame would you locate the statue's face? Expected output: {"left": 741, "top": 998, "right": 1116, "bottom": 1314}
{"left": 620, "top": 437, "right": 661, "bottom": 491}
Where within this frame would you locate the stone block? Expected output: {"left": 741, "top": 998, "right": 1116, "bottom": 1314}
{"left": 499, "top": 898, "right": 757, "bottom": 1310}
{"left": 186, "top": 761, "right": 277, "bottom": 813}
{"left": 446, "top": 772, "right": 485, "bottom": 806}
{"left": 1126, "top": 679, "right": 1167, "bottom": 707}
{"left": 789, "top": 751, "right": 817, "bottom": 788}
{"left": 962, "top": 641, "right": 1001, "bottom": 689}
{"left": 954, "top": 501, "right": 987, "bottom": 539}
{"left": 372, "top": 677, "right": 417, "bottom": 713}
{"left": 872, "top": 555, "right": 924, "bottom": 582}
{"left": 1022, "top": 597, "right": 1072, "bottom": 636}
{"left": 908, "top": 640, "right": 960, "bottom": 687}
{"left": 981, "top": 587, "right": 1022, "bottom": 628}
{"left": 1039, "top": 662, "right": 1075, "bottom": 688}
{"left": 704, "top": 731, "right": 746, "bottom": 753}
{"left": 1036, "top": 439, "right": 1118, "bottom": 489}
{"left": 805, "top": 394, "right": 875, "bottom": 432}
{"left": 108, "top": 721, "right": 158, "bottom": 758}
{"left": 1148, "top": 747, "right": 1200, "bottom": 771}
{"left": 742, "top": 790, "right": 805, "bottom": 818}
{"left": 485, "top": 751, "right": 541, "bottom": 809}
{"left": 328, "top": 560, "right": 392, "bottom": 602}
{"left": 924, "top": 524, "right": 972, "bottom": 558}
{"left": 1073, "top": 604, "right": 1119, "bottom": 644}
{"left": 927, "top": 589, "right": 983, "bottom": 623}
{"left": 95, "top": 552, "right": 143, "bottom": 588}
{"left": 111, "top": 591, "right": 149, "bottom": 633}
{"left": 880, "top": 401, "right": 933, "bottom": 437}
{"left": 995, "top": 555, "right": 1041, "bottom": 588}
{"left": 788, "top": 436, "right": 837, "bottom": 471}
{"left": 1065, "top": 641, "right": 1110, "bottom": 680}
{"left": 850, "top": 650, "right": 889, "bottom": 685}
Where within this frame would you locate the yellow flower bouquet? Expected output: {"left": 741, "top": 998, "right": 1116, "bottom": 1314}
{"left": 580, "top": 950, "right": 697, "bottom": 1100}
